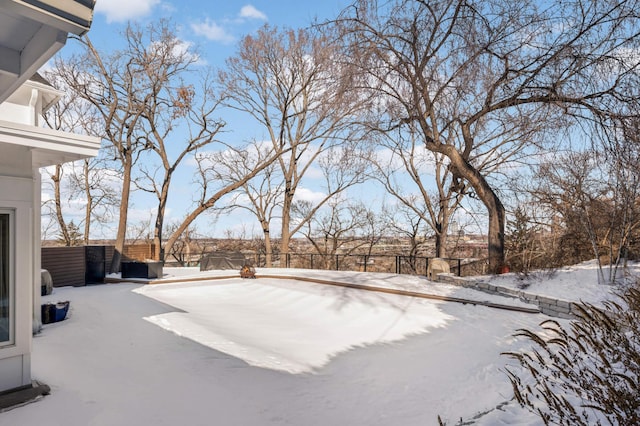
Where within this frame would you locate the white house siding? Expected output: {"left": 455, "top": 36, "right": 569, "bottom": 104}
{"left": 0, "top": 144, "right": 32, "bottom": 178}
{"left": 0, "top": 175, "right": 34, "bottom": 391}
{"left": 0, "top": 83, "right": 100, "bottom": 393}
{"left": 0, "top": 0, "right": 97, "bottom": 396}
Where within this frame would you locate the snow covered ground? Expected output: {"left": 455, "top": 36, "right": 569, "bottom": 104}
{"left": 1, "top": 261, "right": 637, "bottom": 425}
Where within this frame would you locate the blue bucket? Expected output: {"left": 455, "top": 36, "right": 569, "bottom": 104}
{"left": 41, "top": 301, "right": 70, "bottom": 324}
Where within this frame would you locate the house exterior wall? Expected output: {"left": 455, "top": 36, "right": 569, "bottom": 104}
{"left": 0, "top": 173, "right": 35, "bottom": 391}
{"left": 0, "top": 144, "right": 32, "bottom": 178}
{"left": 0, "top": 0, "right": 97, "bottom": 397}
{"left": 0, "top": 82, "right": 99, "bottom": 394}
{"left": 0, "top": 103, "right": 32, "bottom": 125}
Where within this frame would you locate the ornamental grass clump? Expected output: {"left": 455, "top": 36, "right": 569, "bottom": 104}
{"left": 504, "top": 282, "right": 640, "bottom": 425}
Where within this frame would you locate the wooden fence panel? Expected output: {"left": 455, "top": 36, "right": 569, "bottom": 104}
{"left": 123, "top": 244, "right": 156, "bottom": 262}
{"left": 123, "top": 244, "right": 156, "bottom": 261}
{"left": 41, "top": 246, "right": 86, "bottom": 287}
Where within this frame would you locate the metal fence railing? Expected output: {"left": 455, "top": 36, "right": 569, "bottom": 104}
{"left": 250, "top": 253, "right": 467, "bottom": 277}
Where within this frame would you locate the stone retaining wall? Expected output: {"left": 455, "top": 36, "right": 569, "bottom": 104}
{"left": 436, "top": 273, "right": 578, "bottom": 319}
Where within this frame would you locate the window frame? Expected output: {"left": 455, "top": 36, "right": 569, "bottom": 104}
{"left": 0, "top": 209, "right": 15, "bottom": 347}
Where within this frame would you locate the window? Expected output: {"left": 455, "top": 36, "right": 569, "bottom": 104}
{"left": 0, "top": 211, "right": 13, "bottom": 345}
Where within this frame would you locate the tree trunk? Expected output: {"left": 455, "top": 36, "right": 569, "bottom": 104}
{"left": 279, "top": 184, "right": 294, "bottom": 261}
{"left": 435, "top": 229, "right": 448, "bottom": 258}
{"left": 110, "top": 152, "right": 132, "bottom": 273}
{"left": 443, "top": 146, "right": 505, "bottom": 273}
{"left": 487, "top": 203, "right": 506, "bottom": 274}
{"left": 262, "top": 225, "right": 272, "bottom": 268}
{"left": 154, "top": 178, "right": 171, "bottom": 262}
{"left": 83, "top": 160, "right": 91, "bottom": 245}
{"left": 52, "top": 165, "right": 70, "bottom": 246}
{"left": 152, "top": 234, "right": 162, "bottom": 262}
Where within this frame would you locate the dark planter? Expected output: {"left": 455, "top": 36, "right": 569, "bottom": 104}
{"left": 121, "top": 261, "right": 163, "bottom": 279}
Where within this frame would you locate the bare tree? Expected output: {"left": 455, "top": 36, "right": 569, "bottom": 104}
{"left": 56, "top": 28, "right": 151, "bottom": 270}
{"left": 383, "top": 200, "right": 430, "bottom": 256}
{"left": 126, "top": 212, "right": 154, "bottom": 246}
{"left": 39, "top": 78, "right": 77, "bottom": 245}
{"left": 67, "top": 157, "right": 119, "bottom": 244}
{"left": 337, "top": 0, "right": 640, "bottom": 273}
{"left": 162, "top": 141, "right": 287, "bottom": 258}
{"left": 371, "top": 123, "right": 465, "bottom": 257}
{"left": 163, "top": 221, "right": 204, "bottom": 266}
{"left": 134, "top": 63, "right": 225, "bottom": 261}
{"left": 40, "top": 69, "right": 118, "bottom": 245}
{"left": 36, "top": 73, "right": 73, "bottom": 245}
{"left": 295, "top": 199, "right": 373, "bottom": 269}
{"left": 357, "top": 202, "right": 385, "bottom": 259}
{"left": 43, "top": 164, "right": 72, "bottom": 245}
{"left": 224, "top": 154, "right": 284, "bottom": 267}
{"left": 55, "top": 20, "right": 228, "bottom": 268}
{"left": 600, "top": 111, "right": 640, "bottom": 267}
{"left": 531, "top": 147, "right": 640, "bottom": 284}
{"left": 219, "top": 24, "right": 370, "bottom": 260}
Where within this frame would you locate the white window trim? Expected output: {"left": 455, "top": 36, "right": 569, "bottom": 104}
{"left": 0, "top": 209, "right": 15, "bottom": 347}
{"left": 0, "top": 197, "right": 32, "bottom": 359}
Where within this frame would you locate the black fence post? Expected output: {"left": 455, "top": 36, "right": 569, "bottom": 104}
{"left": 425, "top": 257, "right": 429, "bottom": 277}
{"left": 457, "top": 259, "right": 462, "bottom": 276}
{"left": 335, "top": 255, "right": 339, "bottom": 271}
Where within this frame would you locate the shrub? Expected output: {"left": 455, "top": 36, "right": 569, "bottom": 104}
{"left": 503, "top": 283, "right": 640, "bottom": 425}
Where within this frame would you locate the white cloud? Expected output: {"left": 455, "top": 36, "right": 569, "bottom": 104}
{"left": 190, "top": 19, "right": 235, "bottom": 44}
{"left": 191, "top": 5, "right": 267, "bottom": 44}
{"left": 149, "top": 38, "right": 206, "bottom": 66}
{"left": 293, "top": 187, "right": 326, "bottom": 204}
{"left": 95, "top": 0, "right": 160, "bottom": 23}
{"left": 303, "top": 166, "right": 324, "bottom": 180}
{"left": 239, "top": 5, "right": 267, "bottom": 21}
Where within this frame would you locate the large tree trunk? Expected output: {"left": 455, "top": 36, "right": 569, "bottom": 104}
{"left": 83, "top": 160, "right": 91, "bottom": 245}
{"left": 279, "top": 182, "right": 294, "bottom": 263}
{"left": 110, "top": 153, "right": 132, "bottom": 273}
{"left": 52, "top": 165, "right": 70, "bottom": 246}
{"left": 279, "top": 224, "right": 290, "bottom": 266}
{"left": 154, "top": 179, "right": 171, "bottom": 261}
{"left": 153, "top": 233, "right": 162, "bottom": 262}
{"left": 443, "top": 146, "right": 505, "bottom": 273}
{"left": 262, "top": 224, "right": 273, "bottom": 268}
{"left": 435, "top": 202, "right": 453, "bottom": 258}
{"left": 435, "top": 227, "right": 447, "bottom": 258}
{"left": 487, "top": 200, "right": 506, "bottom": 274}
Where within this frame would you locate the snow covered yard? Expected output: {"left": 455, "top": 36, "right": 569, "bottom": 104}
{"left": 1, "top": 263, "right": 633, "bottom": 425}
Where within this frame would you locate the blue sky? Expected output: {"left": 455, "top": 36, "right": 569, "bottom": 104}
{"left": 92, "top": 1, "right": 350, "bottom": 50}
{"left": 89, "top": 1, "right": 353, "bottom": 72}
{"left": 43, "top": 1, "right": 387, "bottom": 241}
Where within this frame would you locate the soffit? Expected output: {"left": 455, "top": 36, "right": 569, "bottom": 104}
{"left": 0, "top": 0, "right": 95, "bottom": 104}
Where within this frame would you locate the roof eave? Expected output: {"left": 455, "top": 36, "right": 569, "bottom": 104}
{"left": 1, "top": 0, "right": 96, "bottom": 36}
